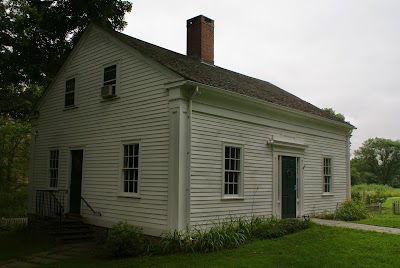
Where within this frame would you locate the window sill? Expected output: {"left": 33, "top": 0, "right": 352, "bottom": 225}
{"left": 322, "top": 193, "right": 334, "bottom": 197}
{"left": 100, "top": 96, "right": 120, "bottom": 103}
{"left": 63, "top": 105, "right": 77, "bottom": 111}
{"left": 221, "top": 196, "right": 244, "bottom": 201}
{"left": 117, "top": 193, "right": 141, "bottom": 199}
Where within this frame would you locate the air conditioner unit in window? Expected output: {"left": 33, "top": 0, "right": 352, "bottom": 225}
{"left": 101, "top": 85, "right": 116, "bottom": 99}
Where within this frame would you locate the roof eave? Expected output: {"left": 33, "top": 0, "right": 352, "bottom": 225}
{"left": 184, "top": 80, "right": 355, "bottom": 131}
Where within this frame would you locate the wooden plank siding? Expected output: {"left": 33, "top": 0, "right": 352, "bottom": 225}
{"left": 190, "top": 110, "right": 347, "bottom": 226}
{"left": 29, "top": 28, "right": 175, "bottom": 233}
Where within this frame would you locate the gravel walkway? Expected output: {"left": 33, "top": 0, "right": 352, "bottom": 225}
{"left": 312, "top": 218, "right": 400, "bottom": 235}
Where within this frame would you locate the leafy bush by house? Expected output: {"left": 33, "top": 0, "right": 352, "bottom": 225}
{"left": 252, "top": 218, "right": 310, "bottom": 239}
{"left": 161, "top": 216, "right": 310, "bottom": 253}
{"left": 0, "top": 188, "right": 28, "bottom": 217}
{"left": 105, "top": 220, "right": 147, "bottom": 257}
{"left": 335, "top": 199, "right": 369, "bottom": 221}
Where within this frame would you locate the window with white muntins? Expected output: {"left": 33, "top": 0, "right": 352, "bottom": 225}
{"left": 224, "top": 145, "right": 243, "bottom": 196}
{"left": 122, "top": 144, "right": 140, "bottom": 194}
{"left": 103, "top": 64, "right": 117, "bottom": 95}
{"left": 49, "top": 150, "right": 59, "bottom": 188}
{"left": 323, "top": 157, "right": 332, "bottom": 193}
{"left": 65, "top": 78, "right": 75, "bottom": 107}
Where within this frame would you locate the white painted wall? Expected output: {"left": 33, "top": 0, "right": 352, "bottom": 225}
{"left": 190, "top": 102, "right": 349, "bottom": 226}
{"left": 29, "top": 27, "right": 178, "bottom": 235}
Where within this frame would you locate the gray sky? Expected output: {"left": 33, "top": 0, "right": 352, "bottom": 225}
{"left": 123, "top": 0, "right": 400, "bottom": 154}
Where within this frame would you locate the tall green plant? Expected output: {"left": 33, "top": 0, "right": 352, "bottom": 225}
{"left": 0, "top": 117, "right": 31, "bottom": 192}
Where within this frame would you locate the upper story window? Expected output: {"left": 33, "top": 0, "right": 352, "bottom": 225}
{"left": 49, "top": 150, "right": 59, "bottom": 188}
{"left": 102, "top": 64, "right": 117, "bottom": 97}
{"left": 122, "top": 143, "right": 140, "bottom": 194}
{"left": 223, "top": 145, "right": 243, "bottom": 197}
{"left": 323, "top": 157, "right": 332, "bottom": 193}
{"left": 65, "top": 78, "right": 75, "bottom": 107}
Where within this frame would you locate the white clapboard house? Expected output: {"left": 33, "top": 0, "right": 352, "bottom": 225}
{"left": 28, "top": 15, "right": 354, "bottom": 236}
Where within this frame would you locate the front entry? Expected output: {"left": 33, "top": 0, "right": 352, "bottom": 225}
{"left": 69, "top": 150, "right": 83, "bottom": 214}
{"left": 281, "top": 156, "right": 297, "bottom": 218}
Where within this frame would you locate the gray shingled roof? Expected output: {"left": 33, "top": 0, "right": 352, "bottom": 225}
{"left": 102, "top": 26, "right": 350, "bottom": 125}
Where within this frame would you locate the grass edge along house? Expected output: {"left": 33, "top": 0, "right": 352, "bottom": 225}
{"left": 28, "top": 15, "right": 354, "bottom": 236}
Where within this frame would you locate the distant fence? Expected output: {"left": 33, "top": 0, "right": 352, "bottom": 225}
{"left": 0, "top": 217, "right": 28, "bottom": 226}
{"left": 366, "top": 203, "right": 382, "bottom": 214}
{"left": 393, "top": 201, "right": 400, "bottom": 215}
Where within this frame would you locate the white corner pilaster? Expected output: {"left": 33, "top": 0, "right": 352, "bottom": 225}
{"left": 167, "top": 87, "right": 189, "bottom": 230}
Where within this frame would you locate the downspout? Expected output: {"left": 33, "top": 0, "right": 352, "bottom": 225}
{"left": 186, "top": 86, "right": 199, "bottom": 227}
{"left": 346, "top": 132, "right": 351, "bottom": 199}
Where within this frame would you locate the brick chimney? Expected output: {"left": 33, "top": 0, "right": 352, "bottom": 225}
{"left": 187, "top": 15, "right": 214, "bottom": 64}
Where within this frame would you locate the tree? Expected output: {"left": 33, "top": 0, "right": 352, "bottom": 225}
{"left": 322, "top": 108, "right": 346, "bottom": 121}
{"left": 352, "top": 138, "right": 400, "bottom": 186}
{"left": 0, "top": 117, "right": 31, "bottom": 192}
{"left": 0, "top": 0, "right": 132, "bottom": 119}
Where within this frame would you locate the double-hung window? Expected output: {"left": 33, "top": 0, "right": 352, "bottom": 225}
{"left": 323, "top": 157, "right": 332, "bottom": 193}
{"left": 49, "top": 150, "right": 59, "bottom": 188}
{"left": 122, "top": 144, "right": 140, "bottom": 194}
{"left": 65, "top": 78, "right": 75, "bottom": 107}
{"left": 224, "top": 145, "right": 243, "bottom": 196}
{"left": 103, "top": 64, "right": 117, "bottom": 95}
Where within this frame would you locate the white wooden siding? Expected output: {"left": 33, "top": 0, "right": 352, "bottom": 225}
{"left": 190, "top": 110, "right": 347, "bottom": 225}
{"left": 30, "top": 28, "right": 175, "bottom": 232}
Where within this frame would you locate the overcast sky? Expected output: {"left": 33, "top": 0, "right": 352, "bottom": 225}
{"left": 123, "top": 0, "right": 400, "bottom": 154}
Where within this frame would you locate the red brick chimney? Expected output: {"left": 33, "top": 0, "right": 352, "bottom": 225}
{"left": 187, "top": 15, "right": 214, "bottom": 64}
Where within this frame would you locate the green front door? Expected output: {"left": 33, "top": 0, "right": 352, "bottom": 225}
{"left": 282, "top": 156, "right": 297, "bottom": 218}
{"left": 69, "top": 150, "right": 83, "bottom": 214}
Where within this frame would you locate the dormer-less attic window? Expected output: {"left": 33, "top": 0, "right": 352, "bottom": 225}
{"left": 65, "top": 78, "right": 75, "bottom": 107}
{"left": 103, "top": 64, "right": 117, "bottom": 95}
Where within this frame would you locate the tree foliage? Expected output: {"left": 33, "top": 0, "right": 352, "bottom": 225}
{"left": 352, "top": 138, "right": 400, "bottom": 186}
{"left": 0, "top": 117, "right": 31, "bottom": 192}
{"left": 322, "top": 108, "right": 346, "bottom": 121}
{"left": 0, "top": 0, "right": 132, "bottom": 119}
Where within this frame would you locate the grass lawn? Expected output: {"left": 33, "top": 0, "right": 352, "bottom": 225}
{"left": 42, "top": 224, "right": 400, "bottom": 268}
{"left": 0, "top": 231, "right": 56, "bottom": 261}
{"left": 357, "top": 197, "right": 400, "bottom": 228}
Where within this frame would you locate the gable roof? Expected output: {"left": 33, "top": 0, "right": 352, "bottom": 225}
{"left": 100, "top": 26, "right": 351, "bottom": 127}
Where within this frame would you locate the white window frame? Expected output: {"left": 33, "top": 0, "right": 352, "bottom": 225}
{"left": 322, "top": 157, "right": 333, "bottom": 194}
{"left": 118, "top": 140, "right": 141, "bottom": 197}
{"left": 221, "top": 142, "right": 244, "bottom": 199}
{"left": 64, "top": 74, "right": 79, "bottom": 109}
{"left": 48, "top": 149, "right": 60, "bottom": 188}
{"left": 102, "top": 61, "right": 120, "bottom": 98}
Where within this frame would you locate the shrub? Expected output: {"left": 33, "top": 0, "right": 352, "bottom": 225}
{"left": 161, "top": 217, "right": 253, "bottom": 253}
{"left": 335, "top": 199, "right": 369, "bottom": 221}
{"left": 0, "top": 188, "right": 28, "bottom": 217}
{"left": 252, "top": 218, "right": 310, "bottom": 239}
{"left": 161, "top": 216, "right": 310, "bottom": 253}
{"left": 105, "top": 220, "right": 145, "bottom": 257}
{"left": 351, "top": 184, "right": 400, "bottom": 205}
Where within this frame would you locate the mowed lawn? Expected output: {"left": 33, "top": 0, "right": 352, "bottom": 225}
{"left": 42, "top": 224, "right": 400, "bottom": 268}
{"left": 358, "top": 197, "right": 400, "bottom": 228}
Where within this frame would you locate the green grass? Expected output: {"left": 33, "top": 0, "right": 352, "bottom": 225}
{"left": 42, "top": 224, "right": 400, "bottom": 268}
{"left": 357, "top": 197, "right": 400, "bottom": 228}
{"left": 0, "top": 231, "right": 56, "bottom": 261}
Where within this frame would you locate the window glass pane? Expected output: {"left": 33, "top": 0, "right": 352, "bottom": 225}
{"left": 122, "top": 144, "right": 140, "bottom": 193}
{"left": 128, "top": 181, "right": 133, "bottom": 193}
{"left": 233, "top": 184, "right": 238, "bottom": 194}
{"left": 128, "top": 156, "right": 133, "bottom": 168}
{"left": 229, "top": 184, "right": 233, "bottom": 194}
